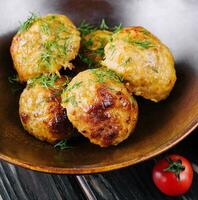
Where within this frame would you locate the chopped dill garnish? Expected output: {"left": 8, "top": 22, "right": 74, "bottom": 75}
{"left": 27, "top": 74, "right": 60, "bottom": 88}
{"left": 93, "top": 46, "right": 104, "bottom": 57}
{"left": 54, "top": 139, "right": 72, "bottom": 150}
{"left": 78, "top": 20, "right": 96, "bottom": 36}
{"left": 78, "top": 19, "right": 122, "bottom": 36}
{"left": 8, "top": 74, "right": 19, "bottom": 84}
{"left": 121, "top": 57, "right": 132, "bottom": 65}
{"left": 99, "top": 19, "right": 109, "bottom": 30}
{"left": 140, "top": 29, "right": 150, "bottom": 35}
{"left": 112, "top": 23, "right": 123, "bottom": 33}
{"left": 133, "top": 40, "right": 154, "bottom": 49}
{"left": 126, "top": 38, "right": 154, "bottom": 49}
{"left": 65, "top": 81, "right": 82, "bottom": 92}
{"left": 18, "top": 12, "right": 38, "bottom": 32}
{"left": 62, "top": 94, "right": 78, "bottom": 106}
{"left": 79, "top": 53, "right": 96, "bottom": 68}
{"left": 91, "top": 69, "right": 123, "bottom": 83}
{"left": 8, "top": 74, "right": 23, "bottom": 94}
{"left": 56, "top": 22, "right": 69, "bottom": 34}
{"left": 62, "top": 81, "right": 82, "bottom": 106}
{"left": 40, "top": 21, "right": 50, "bottom": 35}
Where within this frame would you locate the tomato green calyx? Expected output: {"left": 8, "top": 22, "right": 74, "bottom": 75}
{"left": 164, "top": 158, "right": 185, "bottom": 180}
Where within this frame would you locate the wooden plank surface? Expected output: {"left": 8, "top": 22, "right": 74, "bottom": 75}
{"left": 0, "top": 131, "right": 197, "bottom": 200}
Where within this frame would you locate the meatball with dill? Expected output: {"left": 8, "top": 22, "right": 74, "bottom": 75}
{"left": 11, "top": 14, "right": 81, "bottom": 82}
{"left": 61, "top": 68, "right": 138, "bottom": 147}
{"left": 79, "top": 29, "right": 112, "bottom": 68}
{"left": 19, "top": 74, "right": 72, "bottom": 144}
{"left": 102, "top": 26, "right": 176, "bottom": 102}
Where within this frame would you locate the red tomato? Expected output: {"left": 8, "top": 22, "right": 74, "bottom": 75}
{"left": 152, "top": 154, "right": 193, "bottom": 196}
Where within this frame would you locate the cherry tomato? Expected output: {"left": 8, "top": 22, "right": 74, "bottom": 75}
{"left": 152, "top": 154, "right": 193, "bottom": 196}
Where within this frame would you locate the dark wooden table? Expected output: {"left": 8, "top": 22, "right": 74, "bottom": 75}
{"left": 0, "top": 130, "right": 197, "bottom": 200}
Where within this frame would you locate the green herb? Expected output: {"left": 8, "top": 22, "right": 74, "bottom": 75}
{"left": 8, "top": 74, "right": 19, "bottom": 84}
{"left": 133, "top": 40, "right": 154, "bottom": 49}
{"left": 63, "top": 94, "right": 78, "bottom": 106}
{"left": 39, "top": 37, "right": 70, "bottom": 68}
{"left": 27, "top": 74, "right": 59, "bottom": 88}
{"left": 40, "top": 51, "right": 53, "bottom": 68}
{"left": 79, "top": 53, "right": 96, "bottom": 68}
{"left": 164, "top": 158, "right": 185, "bottom": 180}
{"left": 122, "top": 57, "right": 132, "bottom": 65}
{"left": 82, "top": 38, "right": 94, "bottom": 49}
{"left": 56, "top": 22, "right": 69, "bottom": 34}
{"left": 8, "top": 74, "right": 23, "bottom": 94}
{"left": 43, "top": 40, "right": 59, "bottom": 51}
{"left": 91, "top": 69, "right": 122, "bottom": 83}
{"left": 40, "top": 21, "right": 50, "bottom": 35}
{"left": 140, "top": 29, "right": 150, "bottom": 35}
{"left": 109, "top": 42, "right": 116, "bottom": 58}
{"left": 65, "top": 81, "right": 82, "bottom": 92}
{"left": 78, "top": 21, "right": 96, "bottom": 36}
{"left": 99, "top": 19, "right": 109, "bottom": 30}
{"left": 113, "top": 23, "right": 123, "bottom": 33}
{"left": 18, "top": 12, "right": 38, "bottom": 32}
{"left": 93, "top": 46, "right": 104, "bottom": 57}
{"left": 54, "top": 139, "right": 72, "bottom": 150}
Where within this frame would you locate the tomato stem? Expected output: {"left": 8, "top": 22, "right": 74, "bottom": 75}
{"left": 164, "top": 157, "right": 185, "bottom": 180}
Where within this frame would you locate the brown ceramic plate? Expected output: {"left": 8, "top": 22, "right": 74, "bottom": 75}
{"left": 0, "top": 0, "right": 198, "bottom": 174}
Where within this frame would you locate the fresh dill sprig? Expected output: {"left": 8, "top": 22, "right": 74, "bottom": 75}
{"left": 79, "top": 53, "right": 96, "bottom": 68}
{"left": 93, "top": 46, "right": 104, "bottom": 57}
{"left": 62, "top": 94, "right": 78, "bottom": 106}
{"left": 8, "top": 74, "right": 23, "bottom": 94}
{"left": 40, "top": 21, "right": 50, "bottom": 35}
{"left": 54, "top": 139, "right": 72, "bottom": 150}
{"left": 62, "top": 81, "right": 82, "bottom": 106}
{"left": 91, "top": 69, "right": 123, "bottom": 83}
{"left": 65, "top": 81, "right": 82, "bottom": 92}
{"left": 112, "top": 23, "right": 123, "bottom": 33}
{"left": 8, "top": 74, "right": 19, "bottom": 84}
{"left": 133, "top": 40, "right": 154, "bottom": 49}
{"left": 78, "top": 20, "right": 97, "bottom": 37}
{"left": 18, "top": 12, "right": 38, "bottom": 32}
{"left": 99, "top": 19, "right": 109, "bottom": 30}
{"left": 140, "top": 29, "right": 150, "bottom": 35}
{"left": 27, "top": 74, "right": 59, "bottom": 88}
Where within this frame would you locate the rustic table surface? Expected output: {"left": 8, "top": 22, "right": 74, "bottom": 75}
{"left": 0, "top": 130, "right": 197, "bottom": 200}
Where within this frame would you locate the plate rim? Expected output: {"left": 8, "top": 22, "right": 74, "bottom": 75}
{"left": 0, "top": 119, "right": 197, "bottom": 174}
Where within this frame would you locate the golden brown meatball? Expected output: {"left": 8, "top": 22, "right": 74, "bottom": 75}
{"left": 19, "top": 74, "right": 71, "bottom": 144}
{"left": 61, "top": 68, "right": 138, "bottom": 147}
{"left": 79, "top": 30, "right": 112, "bottom": 68}
{"left": 11, "top": 14, "right": 81, "bottom": 82}
{"left": 102, "top": 26, "right": 176, "bottom": 102}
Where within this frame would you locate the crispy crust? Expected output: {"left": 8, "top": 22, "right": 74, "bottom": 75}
{"left": 19, "top": 76, "right": 71, "bottom": 144}
{"left": 62, "top": 68, "right": 138, "bottom": 147}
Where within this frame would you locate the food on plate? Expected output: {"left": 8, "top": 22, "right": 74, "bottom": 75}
{"left": 102, "top": 26, "right": 176, "bottom": 102}
{"left": 152, "top": 154, "right": 193, "bottom": 196}
{"left": 61, "top": 68, "right": 138, "bottom": 147}
{"left": 79, "top": 30, "right": 112, "bottom": 68}
{"left": 19, "top": 74, "right": 71, "bottom": 143}
{"left": 10, "top": 14, "right": 177, "bottom": 148}
{"left": 10, "top": 14, "right": 81, "bottom": 82}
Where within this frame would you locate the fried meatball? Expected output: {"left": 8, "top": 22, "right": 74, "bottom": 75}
{"left": 61, "top": 68, "right": 138, "bottom": 147}
{"left": 79, "top": 30, "right": 112, "bottom": 68}
{"left": 11, "top": 14, "right": 81, "bottom": 82}
{"left": 19, "top": 75, "right": 71, "bottom": 144}
{"left": 102, "top": 26, "right": 176, "bottom": 102}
